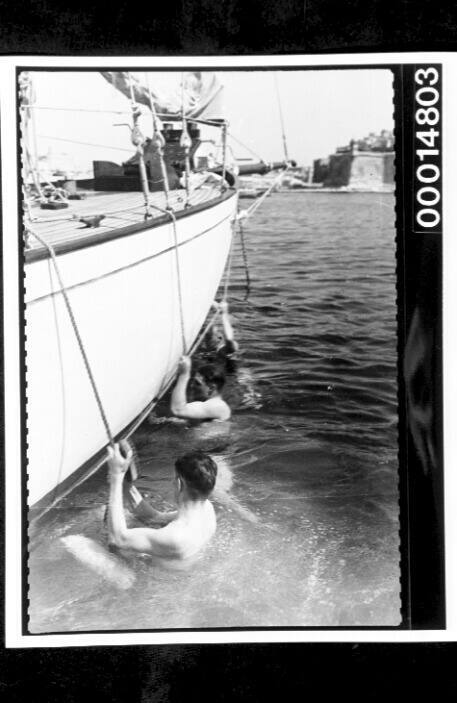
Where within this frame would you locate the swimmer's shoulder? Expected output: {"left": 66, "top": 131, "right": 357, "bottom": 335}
{"left": 205, "top": 396, "right": 231, "bottom": 421}
{"left": 171, "top": 502, "right": 217, "bottom": 558}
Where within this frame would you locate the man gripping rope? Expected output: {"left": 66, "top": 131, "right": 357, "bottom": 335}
{"left": 107, "top": 441, "right": 217, "bottom": 559}
{"left": 201, "top": 299, "right": 240, "bottom": 372}
{"left": 169, "top": 299, "right": 241, "bottom": 422}
{"left": 170, "top": 355, "right": 231, "bottom": 422}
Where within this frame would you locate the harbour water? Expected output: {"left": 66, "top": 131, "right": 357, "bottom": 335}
{"left": 28, "top": 191, "right": 400, "bottom": 632}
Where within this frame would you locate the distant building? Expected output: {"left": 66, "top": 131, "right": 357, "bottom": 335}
{"left": 313, "top": 157, "right": 330, "bottom": 184}
{"left": 313, "top": 131, "right": 394, "bottom": 190}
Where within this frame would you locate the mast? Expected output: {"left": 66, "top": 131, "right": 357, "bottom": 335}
{"left": 274, "top": 72, "right": 290, "bottom": 165}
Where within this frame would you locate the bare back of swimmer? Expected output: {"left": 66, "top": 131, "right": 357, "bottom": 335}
{"left": 107, "top": 442, "right": 217, "bottom": 559}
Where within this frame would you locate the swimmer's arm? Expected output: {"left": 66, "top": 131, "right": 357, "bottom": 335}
{"left": 214, "top": 300, "right": 239, "bottom": 353}
{"left": 109, "top": 474, "right": 179, "bottom": 556}
{"left": 129, "top": 485, "right": 177, "bottom": 525}
{"left": 220, "top": 307, "right": 239, "bottom": 351}
{"left": 171, "top": 399, "right": 230, "bottom": 421}
{"left": 170, "top": 356, "right": 191, "bottom": 416}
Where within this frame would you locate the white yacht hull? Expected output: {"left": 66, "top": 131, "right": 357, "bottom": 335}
{"left": 25, "top": 191, "right": 237, "bottom": 513}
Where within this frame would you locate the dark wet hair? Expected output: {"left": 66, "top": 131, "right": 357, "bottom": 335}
{"left": 198, "top": 363, "right": 226, "bottom": 391}
{"left": 175, "top": 451, "right": 218, "bottom": 499}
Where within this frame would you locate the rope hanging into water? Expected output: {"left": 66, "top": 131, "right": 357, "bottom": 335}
{"left": 223, "top": 222, "right": 236, "bottom": 301}
{"left": 188, "top": 309, "right": 220, "bottom": 357}
{"left": 238, "top": 221, "right": 251, "bottom": 295}
{"left": 188, "top": 223, "right": 238, "bottom": 355}
{"left": 231, "top": 164, "right": 292, "bottom": 299}
{"left": 27, "top": 226, "right": 115, "bottom": 447}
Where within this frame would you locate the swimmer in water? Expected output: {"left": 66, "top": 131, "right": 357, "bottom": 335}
{"left": 203, "top": 300, "right": 261, "bottom": 410}
{"left": 107, "top": 441, "right": 217, "bottom": 559}
{"left": 202, "top": 300, "right": 239, "bottom": 373}
{"left": 213, "top": 299, "right": 239, "bottom": 360}
{"left": 170, "top": 355, "right": 231, "bottom": 421}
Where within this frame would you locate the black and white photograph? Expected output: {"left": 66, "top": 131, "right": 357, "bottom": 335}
{"left": 18, "top": 65, "right": 403, "bottom": 633}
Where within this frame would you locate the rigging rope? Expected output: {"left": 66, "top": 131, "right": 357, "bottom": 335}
{"left": 29, "top": 182, "right": 196, "bottom": 225}
{"left": 23, "top": 142, "right": 45, "bottom": 203}
{"left": 27, "top": 226, "right": 115, "bottom": 447}
{"left": 188, "top": 221, "right": 239, "bottom": 355}
{"left": 274, "top": 73, "right": 290, "bottom": 164}
{"left": 226, "top": 132, "right": 265, "bottom": 163}
{"left": 28, "top": 202, "right": 150, "bottom": 224}
{"left": 26, "top": 105, "right": 131, "bottom": 114}
{"left": 145, "top": 72, "right": 171, "bottom": 210}
{"left": 180, "top": 73, "right": 192, "bottom": 208}
{"left": 188, "top": 309, "right": 220, "bottom": 357}
{"left": 22, "top": 75, "right": 295, "bottom": 478}
{"left": 223, "top": 222, "right": 236, "bottom": 301}
{"left": 126, "top": 73, "right": 151, "bottom": 219}
{"left": 142, "top": 201, "right": 187, "bottom": 355}
{"left": 179, "top": 169, "right": 290, "bottom": 354}
{"left": 29, "top": 98, "right": 43, "bottom": 194}
{"left": 221, "top": 122, "right": 228, "bottom": 193}
{"left": 37, "top": 134, "right": 133, "bottom": 153}
{"left": 28, "top": 106, "right": 227, "bottom": 128}
{"left": 230, "top": 166, "right": 291, "bottom": 299}
{"left": 244, "top": 166, "right": 291, "bottom": 219}
{"left": 169, "top": 210, "right": 187, "bottom": 355}
{"left": 238, "top": 221, "right": 251, "bottom": 296}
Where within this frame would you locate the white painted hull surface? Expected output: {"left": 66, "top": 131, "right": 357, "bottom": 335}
{"left": 25, "top": 193, "right": 237, "bottom": 509}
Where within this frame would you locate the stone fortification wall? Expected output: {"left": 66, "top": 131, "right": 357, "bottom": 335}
{"left": 313, "top": 151, "right": 394, "bottom": 189}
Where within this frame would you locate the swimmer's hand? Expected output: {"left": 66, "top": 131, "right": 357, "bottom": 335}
{"left": 178, "top": 355, "right": 191, "bottom": 375}
{"left": 107, "top": 441, "right": 133, "bottom": 479}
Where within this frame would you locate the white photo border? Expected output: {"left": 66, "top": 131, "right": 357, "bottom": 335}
{"left": 2, "top": 51, "right": 456, "bottom": 647}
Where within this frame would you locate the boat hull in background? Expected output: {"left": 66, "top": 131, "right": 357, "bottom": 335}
{"left": 25, "top": 191, "right": 237, "bottom": 516}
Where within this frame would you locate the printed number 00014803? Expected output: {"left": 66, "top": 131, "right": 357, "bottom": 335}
{"left": 414, "top": 67, "right": 441, "bottom": 230}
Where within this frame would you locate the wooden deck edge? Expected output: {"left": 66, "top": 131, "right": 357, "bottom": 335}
{"left": 25, "top": 187, "right": 237, "bottom": 264}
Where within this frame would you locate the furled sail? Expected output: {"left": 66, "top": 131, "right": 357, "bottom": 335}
{"left": 101, "top": 71, "right": 224, "bottom": 120}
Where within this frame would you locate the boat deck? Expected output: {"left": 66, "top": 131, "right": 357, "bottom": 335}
{"left": 25, "top": 184, "right": 224, "bottom": 256}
